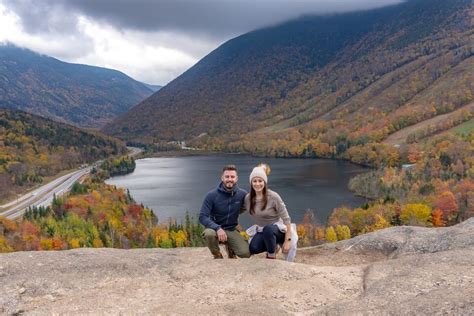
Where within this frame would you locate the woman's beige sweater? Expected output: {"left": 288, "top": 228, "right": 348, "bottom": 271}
{"left": 244, "top": 189, "right": 291, "bottom": 227}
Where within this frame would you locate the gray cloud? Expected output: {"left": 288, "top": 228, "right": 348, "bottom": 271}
{"left": 1, "top": 0, "right": 404, "bottom": 84}
{"left": 5, "top": 0, "right": 404, "bottom": 40}
{"left": 3, "top": 0, "right": 78, "bottom": 35}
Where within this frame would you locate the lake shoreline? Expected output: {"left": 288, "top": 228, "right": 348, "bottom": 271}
{"left": 141, "top": 149, "right": 375, "bottom": 167}
{"left": 139, "top": 149, "right": 227, "bottom": 158}
{"left": 106, "top": 156, "right": 368, "bottom": 225}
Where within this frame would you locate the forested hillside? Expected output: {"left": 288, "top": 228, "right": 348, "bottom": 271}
{"left": 298, "top": 128, "right": 474, "bottom": 246}
{"left": 0, "top": 45, "right": 153, "bottom": 128}
{"left": 0, "top": 109, "right": 127, "bottom": 201}
{"left": 105, "top": 0, "right": 473, "bottom": 158}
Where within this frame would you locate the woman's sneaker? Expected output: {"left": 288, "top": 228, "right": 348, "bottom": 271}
{"left": 266, "top": 253, "right": 276, "bottom": 259}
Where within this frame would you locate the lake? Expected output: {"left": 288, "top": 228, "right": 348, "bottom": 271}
{"left": 106, "top": 155, "right": 367, "bottom": 227}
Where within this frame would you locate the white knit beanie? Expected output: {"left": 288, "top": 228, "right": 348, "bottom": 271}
{"left": 249, "top": 166, "right": 268, "bottom": 184}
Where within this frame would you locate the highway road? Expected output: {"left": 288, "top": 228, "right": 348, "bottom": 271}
{"left": 0, "top": 146, "right": 143, "bottom": 221}
{"left": 0, "top": 167, "right": 91, "bottom": 220}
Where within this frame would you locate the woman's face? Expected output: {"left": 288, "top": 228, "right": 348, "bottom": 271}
{"left": 251, "top": 177, "right": 265, "bottom": 193}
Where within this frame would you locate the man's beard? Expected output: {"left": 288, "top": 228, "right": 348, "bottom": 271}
{"left": 224, "top": 181, "right": 235, "bottom": 189}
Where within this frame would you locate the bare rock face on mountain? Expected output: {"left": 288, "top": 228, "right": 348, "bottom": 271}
{"left": 1, "top": 219, "right": 473, "bottom": 315}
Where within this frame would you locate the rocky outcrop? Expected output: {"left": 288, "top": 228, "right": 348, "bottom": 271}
{"left": 1, "top": 219, "right": 473, "bottom": 315}
{"left": 320, "top": 217, "right": 474, "bottom": 257}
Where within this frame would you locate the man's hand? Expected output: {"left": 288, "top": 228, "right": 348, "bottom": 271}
{"left": 282, "top": 240, "right": 291, "bottom": 254}
{"left": 216, "top": 228, "right": 227, "bottom": 242}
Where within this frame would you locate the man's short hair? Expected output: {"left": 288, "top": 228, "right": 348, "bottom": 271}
{"left": 222, "top": 164, "right": 237, "bottom": 173}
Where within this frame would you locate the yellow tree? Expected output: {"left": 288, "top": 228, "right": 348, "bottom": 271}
{"left": 325, "top": 226, "right": 338, "bottom": 242}
{"left": 335, "top": 225, "right": 351, "bottom": 240}
{"left": 296, "top": 224, "right": 310, "bottom": 246}
{"left": 0, "top": 237, "right": 13, "bottom": 253}
{"left": 400, "top": 204, "right": 432, "bottom": 227}
{"left": 373, "top": 214, "right": 391, "bottom": 231}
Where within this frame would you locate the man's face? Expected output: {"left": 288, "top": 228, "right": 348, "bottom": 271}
{"left": 221, "top": 170, "right": 238, "bottom": 190}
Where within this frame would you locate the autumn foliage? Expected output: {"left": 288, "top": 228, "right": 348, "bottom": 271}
{"left": 0, "top": 179, "right": 204, "bottom": 252}
{"left": 326, "top": 130, "right": 474, "bottom": 238}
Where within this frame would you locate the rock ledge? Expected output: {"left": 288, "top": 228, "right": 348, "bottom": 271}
{"left": 1, "top": 219, "right": 473, "bottom": 315}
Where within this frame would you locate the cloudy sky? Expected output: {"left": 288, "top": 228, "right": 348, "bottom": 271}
{"left": 0, "top": 0, "right": 402, "bottom": 85}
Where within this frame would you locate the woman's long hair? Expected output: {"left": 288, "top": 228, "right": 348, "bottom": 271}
{"left": 249, "top": 184, "right": 267, "bottom": 215}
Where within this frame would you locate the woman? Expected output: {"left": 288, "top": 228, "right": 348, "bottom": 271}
{"left": 245, "top": 164, "right": 292, "bottom": 259}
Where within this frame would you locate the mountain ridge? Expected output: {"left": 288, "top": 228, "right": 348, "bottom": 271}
{"left": 0, "top": 44, "right": 153, "bottom": 128}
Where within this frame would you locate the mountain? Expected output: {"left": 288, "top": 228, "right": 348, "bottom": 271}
{"left": 104, "top": 0, "right": 473, "bottom": 154}
{"left": 0, "top": 108, "right": 126, "bottom": 201}
{"left": 143, "top": 83, "right": 163, "bottom": 92}
{"left": 0, "top": 45, "right": 153, "bottom": 128}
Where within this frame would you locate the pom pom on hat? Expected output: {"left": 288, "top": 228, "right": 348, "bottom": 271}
{"left": 258, "top": 163, "right": 271, "bottom": 175}
{"left": 249, "top": 163, "right": 271, "bottom": 183}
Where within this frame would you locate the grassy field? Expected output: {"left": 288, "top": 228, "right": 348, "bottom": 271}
{"left": 383, "top": 104, "right": 474, "bottom": 145}
{"left": 450, "top": 119, "right": 474, "bottom": 136}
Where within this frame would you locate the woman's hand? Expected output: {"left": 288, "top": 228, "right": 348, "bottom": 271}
{"left": 282, "top": 240, "right": 291, "bottom": 254}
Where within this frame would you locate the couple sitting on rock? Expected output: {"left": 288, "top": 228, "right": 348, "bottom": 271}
{"left": 199, "top": 164, "right": 297, "bottom": 261}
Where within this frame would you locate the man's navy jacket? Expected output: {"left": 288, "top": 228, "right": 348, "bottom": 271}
{"left": 199, "top": 182, "right": 247, "bottom": 231}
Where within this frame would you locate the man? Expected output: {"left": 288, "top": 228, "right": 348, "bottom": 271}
{"left": 199, "top": 165, "right": 250, "bottom": 259}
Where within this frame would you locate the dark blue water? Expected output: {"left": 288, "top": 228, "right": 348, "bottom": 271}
{"left": 106, "top": 155, "right": 367, "bottom": 227}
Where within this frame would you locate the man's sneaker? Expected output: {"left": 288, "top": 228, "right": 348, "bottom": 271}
{"left": 225, "top": 244, "right": 237, "bottom": 259}
{"left": 212, "top": 251, "right": 224, "bottom": 259}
